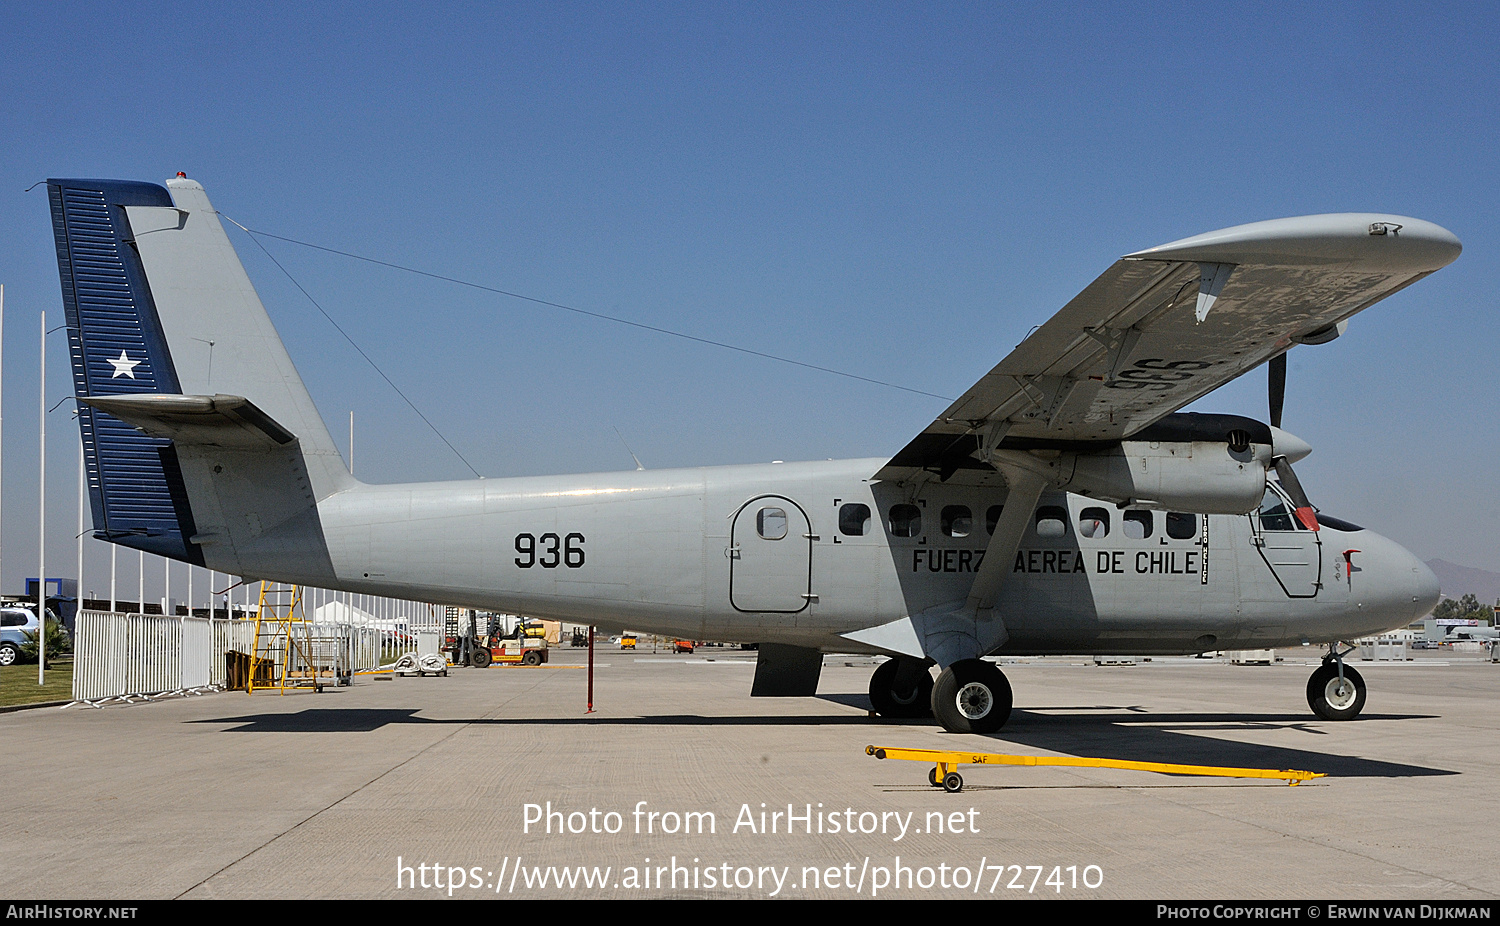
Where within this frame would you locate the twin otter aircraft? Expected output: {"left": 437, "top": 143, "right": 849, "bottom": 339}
{"left": 48, "top": 176, "right": 1457, "bottom": 733}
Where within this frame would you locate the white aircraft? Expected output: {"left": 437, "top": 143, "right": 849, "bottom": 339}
{"left": 48, "top": 176, "right": 1456, "bottom": 733}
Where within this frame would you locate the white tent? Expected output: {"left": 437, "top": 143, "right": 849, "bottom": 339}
{"left": 312, "top": 600, "right": 404, "bottom": 631}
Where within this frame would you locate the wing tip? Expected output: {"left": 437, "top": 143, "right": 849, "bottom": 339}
{"left": 1127, "top": 213, "right": 1461, "bottom": 273}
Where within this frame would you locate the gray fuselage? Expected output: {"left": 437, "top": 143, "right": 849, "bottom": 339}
{"left": 281, "top": 457, "right": 1438, "bottom": 656}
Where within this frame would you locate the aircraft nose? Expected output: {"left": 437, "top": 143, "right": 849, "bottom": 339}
{"left": 1409, "top": 556, "right": 1441, "bottom": 621}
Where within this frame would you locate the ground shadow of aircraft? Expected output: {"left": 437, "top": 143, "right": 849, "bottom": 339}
{"left": 194, "top": 703, "right": 1452, "bottom": 779}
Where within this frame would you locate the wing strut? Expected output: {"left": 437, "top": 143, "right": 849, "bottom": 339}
{"left": 920, "top": 461, "right": 1047, "bottom": 668}
{"left": 963, "top": 464, "right": 1047, "bottom": 616}
{"left": 841, "top": 462, "right": 1047, "bottom": 667}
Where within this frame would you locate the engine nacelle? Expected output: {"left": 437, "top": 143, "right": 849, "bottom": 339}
{"left": 1055, "top": 440, "right": 1270, "bottom": 513}
{"left": 988, "top": 414, "right": 1306, "bottom": 515}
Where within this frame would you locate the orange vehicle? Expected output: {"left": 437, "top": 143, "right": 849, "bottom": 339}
{"left": 673, "top": 639, "right": 695, "bottom": 654}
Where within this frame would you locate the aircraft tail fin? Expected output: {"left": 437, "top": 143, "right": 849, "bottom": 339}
{"left": 48, "top": 177, "right": 352, "bottom": 565}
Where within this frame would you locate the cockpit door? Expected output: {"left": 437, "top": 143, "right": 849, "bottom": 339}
{"left": 1249, "top": 482, "right": 1322, "bottom": 598}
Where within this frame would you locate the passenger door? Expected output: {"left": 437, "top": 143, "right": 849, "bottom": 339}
{"left": 729, "top": 496, "right": 813, "bottom": 613}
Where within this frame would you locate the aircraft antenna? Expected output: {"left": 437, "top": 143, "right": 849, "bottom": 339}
{"left": 221, "top": 215, "right": 484, "bottom": 478}
{"left": 613, "top": 426, "right": 646, "bottom": 471}
{"left": 220, "top": 219, "right": 954, "bottom": 403}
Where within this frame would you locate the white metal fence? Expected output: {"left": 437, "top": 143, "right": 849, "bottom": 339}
{"left": 71, "top": 610, "right": 421, "bottom": 704}
{"left": 211, "top": 619, "right": 258, "bottom": 683}
{"left": 310, "top": 623, "right": 386, "bottom": 673}
{"left": 71, "top": 611, "right": 255, "bottom": 703}
{"left": 255, "top": 624, "right": 395, "bottom": 677}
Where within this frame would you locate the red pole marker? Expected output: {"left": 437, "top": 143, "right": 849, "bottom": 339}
{"left": 586, "top": 625, "right": 596, "bottom": 714}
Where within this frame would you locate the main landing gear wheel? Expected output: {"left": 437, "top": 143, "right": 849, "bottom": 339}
{"left": 932, "top": 659, "right": 1012, "bottom": 734}
{"left": 1307, "top": 662, "right": 1365, "bottom": 721}
{"left": 869, "top": 659, "right": 934, "bottom": 719}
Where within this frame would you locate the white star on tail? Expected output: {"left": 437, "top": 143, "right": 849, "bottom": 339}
{"left": 107, "top": 350, "right": 141, "bottom": 379}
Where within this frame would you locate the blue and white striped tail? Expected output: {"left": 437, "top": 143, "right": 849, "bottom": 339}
{"left": 48, "top": 176, "right": 351, "bottom": 566}
{"left": 49, "top": 178, "right": 203, "bottom": 561}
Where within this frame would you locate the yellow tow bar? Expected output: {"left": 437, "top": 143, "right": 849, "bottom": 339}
{"left": 865, "top": 745, "right": 1324, "bottom": 793}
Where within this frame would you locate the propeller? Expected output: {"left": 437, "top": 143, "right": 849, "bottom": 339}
{"left": 1268, "top": 352, "right": 1286, "bottom": 430}
{"left": 1273, "top": 455, "right": 1320, "bottom": 532}
{"left": 1267, "top": 351, "right": 1318, "bottom": 531}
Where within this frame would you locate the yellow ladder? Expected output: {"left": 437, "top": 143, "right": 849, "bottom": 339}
{"left": 248, "top": 582, "right": 319, "bottom": 695}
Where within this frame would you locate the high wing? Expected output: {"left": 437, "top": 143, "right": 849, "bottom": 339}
{"left": 877, "top": 213, "right": 1461, "bottom": 483}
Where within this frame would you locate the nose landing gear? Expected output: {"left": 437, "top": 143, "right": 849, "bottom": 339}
{"left": 1307, "top": 644, "right": 1365, "bottom": 721}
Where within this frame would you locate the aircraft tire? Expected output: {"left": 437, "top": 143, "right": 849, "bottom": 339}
{"left": 1306, "top": 663, "right": 1365, "bottom": 721}
{"left": 472, "top": 648, "right": 492, "bottom": 669}
{"left": 932, "top": 659, "right": 1012, "bottom": 734}
{"left": 868, "top": 659, "right": 934, "bottom": 719}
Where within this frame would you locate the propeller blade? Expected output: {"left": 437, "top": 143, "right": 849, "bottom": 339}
{"left": 1273, "top": 457, "right": 1319, "bottom": 531}
{"left": 1268, "top": 352, "right": 1286, "bottom": 430}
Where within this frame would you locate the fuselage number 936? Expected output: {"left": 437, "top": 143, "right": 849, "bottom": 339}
{"left": 515, "top": 532, "right": 586, "bottom": 568}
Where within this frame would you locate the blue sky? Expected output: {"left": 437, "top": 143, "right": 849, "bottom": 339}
{"left": 0, "top": 2, "right": 1496, "bottom": 605}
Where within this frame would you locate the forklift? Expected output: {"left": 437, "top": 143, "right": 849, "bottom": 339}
{"left": 444, "top": 612, "right": 550, "bottom": 668}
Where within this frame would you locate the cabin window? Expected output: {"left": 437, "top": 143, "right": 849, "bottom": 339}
{"left": 1166, "top": 512, "right": 1198, "bottom": 540}
{"left": 1123, "top": 510, "right": 1153, "bottom": 540}
{"left": 839, "top": 503, "right": 871, "bottom": 536}
{"left": 889, "top": 504, "right": 922, "bottom": 538}
{"left": 985, "top": 505, "right": 1003, "bottom": 535}
{"left": 1034, "top": 505, "right": 1068, "bottom": 539}
{"left": 941, "top": 505, "right": 972, "bottom": 538}
{"left": 757, "top": 507, "right": 788, "bottom": 540}
{"left": 1079, "top": 507, "right": 1110, "bottom": 539}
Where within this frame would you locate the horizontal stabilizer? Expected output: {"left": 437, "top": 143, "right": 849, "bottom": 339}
{"left": 82, "top": 393, "right": 336, "bottom": 583}
{"left": 80, "top": 394, "right": 296, "bottom": 450}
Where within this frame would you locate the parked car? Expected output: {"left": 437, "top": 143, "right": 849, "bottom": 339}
{"left": 0, "top": 607, "right": 39, "bottom": 666}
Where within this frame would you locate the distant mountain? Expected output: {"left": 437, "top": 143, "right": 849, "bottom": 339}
{"left": 1426, "top": 559, "right": 1500, "bottom": 605}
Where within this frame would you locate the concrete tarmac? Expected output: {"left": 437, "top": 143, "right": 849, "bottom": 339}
{"left": 1, "top": 647, "right": 1495, "bottom": 900}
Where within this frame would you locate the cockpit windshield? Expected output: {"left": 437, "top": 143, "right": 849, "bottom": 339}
{"left": 1257, "top": 485, "right": 1298, "bottom": 531}
{"left": 1315, "top": 514, "right": 1363, "bottom": 532}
